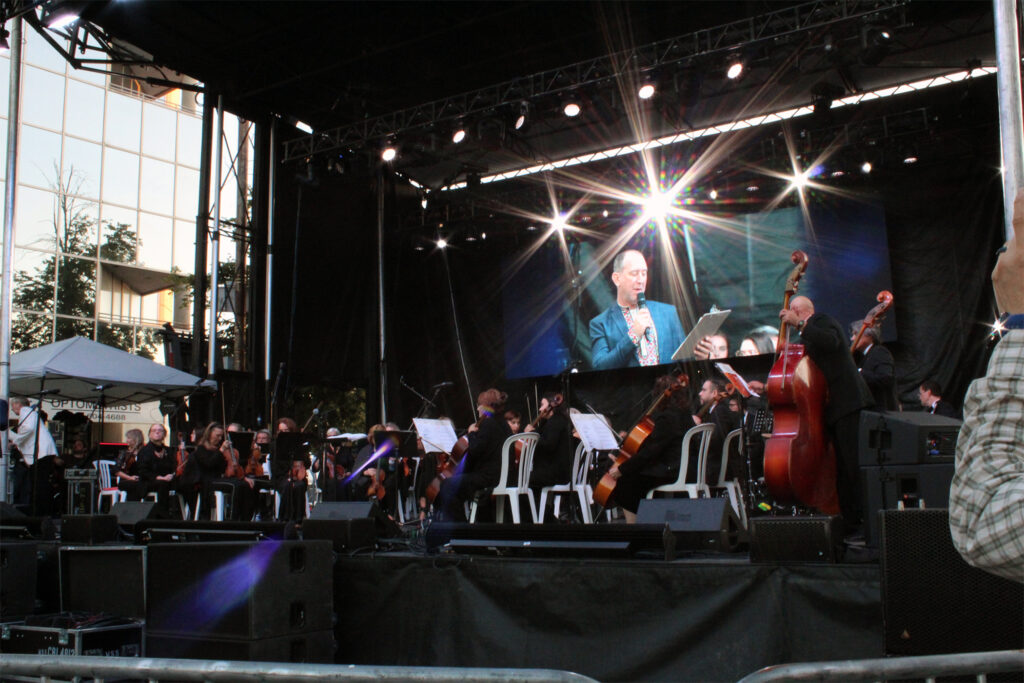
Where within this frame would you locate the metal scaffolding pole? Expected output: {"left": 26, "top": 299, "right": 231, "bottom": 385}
{"left": 994, "top": 0, "right": 1024, "bottom": 239}
{"left": 0, "top": 18, "right": 23, "bottom": 503}
{"left": 376, "top": 170, "right": 387, "bottom": 423}
{"left": 191, "top": 96, "right": 214, "bottom": 379}
{"left": 207, "top": 96, "right": 224, "bottom": 378}
{"left": 265, "top": 121, "right": 276, "bottom": 387}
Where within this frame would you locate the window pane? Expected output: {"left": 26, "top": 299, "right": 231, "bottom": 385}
{"left": 65, "top": 80, "right": 105, "bottom": 142}
{"left": 138, "top": 211, "right": 172, "bottom": 270}
{"left": 99, "top": 206, "right": 138, "bottom": 263}
{"left": 101, "top": 148, "right": 139, "bottom": 207}
{"left": 177, "top": 112, "right": 201, "bottom": 168}
{"left": 142, "top": 102, "right": 176, "bottom": 161}
{"left": 56, "top": 197, "right": 98, "bottom": 257}
{"left": 55, "top": 316, "right": 93, "bottom": 343}
{"left": 24, "top": 28, "right": 68, "bottom": 74}
{"left": 11, "top": 312, "right": 53, "bottom": 351}
{"left": 139, "top": 157, "right": 174, "bottom": 216}
{"left": 173, "top": 219, "right": 194, "bottom": 272}
{"left": 56, "top": 255, "right": 96, "bottom": 317}
{"left": 71, "top": 65, "right": 107, "bottom": 87}
{"left": 15, "top": 185, "right": 57, "bottom": 249}
{"left": 105, "top": 91, "right": 141, "bottom": 151}
{"left": 0, "top": 124, "right": 8, "bottom": 181}
{"left": 0, "top": 57, "right": 10, "bottom": 116}
{"left": 97, "top": 321, "right": 134, "bottom": 352}
{"left": 19, "top": 125, "right": 62, "bottom": 189}
{"left": 22, "top": 66, "right": 65, "bottom": 130}
{"left": 63, "top": 137, "right": 102, "bottom": 200}
{"left": 135, "top": 326, "right": 160, "bottom": 360}
{"left": 175, "top": 166, "right": 198, "bottom": 220}
{"left": 13, "top": 248, "right": 55, "bottom": 313}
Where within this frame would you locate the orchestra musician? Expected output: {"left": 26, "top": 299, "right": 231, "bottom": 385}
{"left": 436, "top": 388, "right": 512, "bottom": 522}
{"left": 352, "top": 423, "right": 399, "bottom": 509}
{"left": 113, "top": 429, "right": 147, "bottom": 501}
{"left": 524, "top": 393, "right": 572, "bottom": 495}
{"left": 919, "top": 380, "right": 959, "bottom": 418}
{"left": 779, "top": 295, "right": 874, "bottom": 540}
{"left": 272, "top": 417, "right": 310, "bottom": 522}
{"left": 850, "top": 321, "right": 899, "bottom": 411}
{"left": 504, "top": 410, "right": 522, "bottom": 434}
{"left": 245, "top": 428, "right": 278, "bottom": 519}
{"left": 697, "top": 378, "right": 742, "bottom": 478}
{"left": 606, "top": 375, "right": 699, "bottom": 523}
{"left": 192, "top": 422, "right": 255, "bottom": 520}
{"left": 589, "top": 249, "right": 685, "bottom": 370}
{"left": 137, "top": 423, "right": 179, "bottom": 518}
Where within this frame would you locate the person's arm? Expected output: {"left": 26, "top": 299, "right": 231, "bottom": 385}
{"left": 949, "top": 330, "right": 1024, "bottom": 582}
{"left": 11, "top": 409, "right": 34, "bottom": 452}
{"left": 590, "top": 314, "right": 636, "bottom": 370}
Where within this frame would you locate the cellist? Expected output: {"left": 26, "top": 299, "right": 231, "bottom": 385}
{"left": 778, "top": 295, "right": 874, "bottom": 541}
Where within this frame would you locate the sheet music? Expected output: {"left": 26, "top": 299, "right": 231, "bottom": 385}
{"left": 571, "top": 413, "right": 620, "bottom": 453}
{"left": 412, "top": 418, "right": 458, "bottom": 453}
{"left": 715, "top": 362, "right": 759, "bottom": 397}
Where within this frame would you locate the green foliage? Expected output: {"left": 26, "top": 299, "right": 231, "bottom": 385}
{"left": 286, "top": 385, "right": 367, "bottom": 435}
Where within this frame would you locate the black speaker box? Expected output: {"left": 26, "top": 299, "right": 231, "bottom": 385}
{"left": 111, "top": 501, "right": 159, "bottom": 529}
{"left": 302, "top": 517, "right": 376, "bottom": 553}
{"left": 425, "top": 523, "right": 675, "bottom": 559}
{"left": 134, "top": 520, "right": 296, "bottom": 543}
{"left": 34, "top": 541, "right": 61, "bottom": 614}
{"left": 861, "top": 463, "right": 954, "bottom": 547}
{"left": 749, "top": 516, "right": 842, "bottom": 563}
{"left": 0, "top": 542, "right": 38, "bottom": 618}
{"left": 858, "top": 410, "right": 961, "bottom": 466}
{"left": 881, "top": 509, "right": 1023, "bottom": 656}
{"left": 0, "top": 516, "right": 57, "bottom": 541}
{"left": 60, "top": 546, "right": 146, "bottom": 619}
{"left": 309, "top": 501, "right": 400, "bottom": 538}
{"left": 146, "top": 541, "right": 333, "bottom": 639}
{"left": 636, "top": 498, "right": 746, "bottom": 552}
{"left": 146, "top": 629, "right": 335, "bottom": 663}
{"left": 61, "top": 515, "right": 119, "bottom": 545}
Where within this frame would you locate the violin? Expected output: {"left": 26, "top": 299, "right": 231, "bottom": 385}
{"left": 174, "top": 432, "right": 189, "bottom": 477}
{"left": 221, "top": 435, "right": 243, "bottom": 479}
{"left": 762, "top": 250, "right": 839, "bottom": 514}
{"left": 851, "top": 290, "right": 894, "bottom": 352}
{"left": 517, "top": 394, "right": 563, "bottom": 463}
{"left": 593, "top": 372, "right": 688, "bottom": 507}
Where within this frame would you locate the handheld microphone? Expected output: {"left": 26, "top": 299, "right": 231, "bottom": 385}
{"left": 636, "top": 293, "right": 652, "bottom": 342}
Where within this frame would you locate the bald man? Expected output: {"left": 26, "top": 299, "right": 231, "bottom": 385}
{"left": 780, "top": 295, "right": 874, "bottom": 539}
{"left": 589, "top": 250, "right": 685, "bottom": 370}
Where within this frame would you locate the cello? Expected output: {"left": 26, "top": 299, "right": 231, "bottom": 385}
{"left": 593, "top": 373, "right": 688, "bottom": 507}
{"left": 762, "top": 250, "right": 839, "bottom": 514}
{"left": 851, "top": 291, "right": 894, "bottom": 352}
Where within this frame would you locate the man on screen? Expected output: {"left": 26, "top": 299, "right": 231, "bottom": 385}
{"left": 589, "top": 249, "right": 685, "bottom": 370}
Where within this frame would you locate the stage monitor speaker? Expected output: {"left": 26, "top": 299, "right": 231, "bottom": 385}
{"left": 636, "top": 498, "right": 745, "bottom": 552}
{"left": 881, "top": 509, "right": 1023, "bottom": 656}
{"left": 0, "top": 541, "right": 38, "bottom": 618}
{"left": 61, "top": 514, "right": 119, "bottom": 545}
{"left": 147, "top": 629, "right": 335, "bottom": 663}
{"left": 302, "top": 517, "right": 376, "bottom": 553}
{"left": 134, "top": 520, "right": 296, "bottom": 543}
{"left": 60, "top": 545, "right": 146, "bottom": 618}
{"left": 749, "top": 516, "right": 841, "bottom": 563}
{"left": 146, "top": 540, "right": 334, "bottom": 639}
{"left": 424, "top": 522, "right": 674, "bottom": 559}
{"left": 861, "top": 462, "right": 954, "bottom": 548}
{"left": 858, "top": 410, "right": 960, "bottom": 467}
{"left": 111, "top": 501, "right": 159, "bottom": 528}
{"left": 309, "top": 501, "right": 400, "bottom": 538}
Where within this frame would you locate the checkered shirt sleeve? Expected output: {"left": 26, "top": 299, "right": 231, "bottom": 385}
{"left": 949, "top": 329, "right": 1024, "bottom": 583}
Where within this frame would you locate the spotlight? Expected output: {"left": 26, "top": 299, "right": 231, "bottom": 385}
{"left": 563, "top": 100, "right": 581, "bottom": 117}
{"left": 903, "top": 154, "right": 918, "bottom": 165}
{"left": 638, "top": 81, "right": 656, "bottom": 100}
{"left": 481, "top": 232, "right": 487, "bottom": 240}
{"left": 42, "top": 2, "right": 81, "bottom": 29}
{"left": 900, "top": 141, "right": 920, "bottom": 165}
{"left": 452, "top": 128, "right": 466, "bottom": 144}
{"left": 708, "top": 188, "right": 718, "bottom": 200}
{"left": 420, "top": 196, "right": 428, "bottom": 209}
{"left": 514, "top": 101, "right": 529, "bottom": 131}
{"left": 726, "top": 60, "right": 744, "bottom": 80}
{"left": 746, "top": 184, "right": 759, "bottom": 192}
{"left": 601, "top": 209, "right": 609, "bottom": 218}
{"left": 860, "top": 160, "right": 873, "bottom": 174}
{"left": 437, "top": 238, "right": 448, "bottom": 249}
{"left": 861, "top": 26, "right": 893, "bottom": 66}
{"left": 464, "top": 233, "right": 477, "bottom": 242}
{"left": 789, "top": 171, "right": 810, "bottom": 191}
{"left": 643, "top": 191, "right": 675, "bottom": 221}
{"left": 551, "top": 214, "right": 568, "bottom": 231}
{"left": 381, "top": 146, "right": 397, "bottom": 162}
{"left": 526, "top": 224, "right": 537, "bottom": 231}
{"left": 294, "top": 120, "right": 313, "bottom": 134}
{"left": 831, "top": 169, "right": 846, "bottom": 178}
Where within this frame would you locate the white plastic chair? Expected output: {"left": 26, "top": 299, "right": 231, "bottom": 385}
{"left": 538, "top": 442, "right": 594, "bottom": 523}
{"left": 469, "top": 432, "right": 539, "bottom": 524}
{"left": 95, "top": 460, "right": 126, "bottom": 512}
{"left": 645, "top": 423, "right": 716, "bottom": 500}
{"left": 708, "top": 428, "right": 749, "bottom": 530}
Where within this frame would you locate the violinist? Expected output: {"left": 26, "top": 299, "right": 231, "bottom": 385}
{"left": 606, "top": 375, "right": 698, "bottom": 523}
{"left": 193, "top": 422, "right": 255, "bottom": 520}
{"left": 779, "top": 295, "right": 874, "bottom": 540}
{"left": 319, "top": 427, "right": 354, "bottom": 502}
{"left": 436, "top": 389, "right": 512, "bottom": 522}
{"left": 137, "top": 423, "right": 178, "bottom": 517}
{"left": 351, "top": 424, "right": 399, "bottom": 509}
{"left": 524, "top": 393, "right": 572, "bottom": 494}
{"left": 245, "top": 429, "right": 278, "bottom": 519}
{"left": 273, "top": 417, "right": 310, "bottom": 521}
{"left": 114, "top": 429, "right": 146, "bottom": 501}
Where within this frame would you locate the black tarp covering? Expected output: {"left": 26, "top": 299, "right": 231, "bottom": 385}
{"left": 334, "top": 555, "right": 880, "bottom": 681}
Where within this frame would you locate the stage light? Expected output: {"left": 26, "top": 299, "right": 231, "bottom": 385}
{"left": 900, "top": 142, "right": 919, "bottom": 165}
{"left": 551, "top": 214, "right": 568, "bottom": 231}
{"left": 726, "top": 60, "right": 744, "bottom": 80}
{"left": 789, "top": 171, "right": 810, "bottom": 191}
{"left": 42, "top": 2, "right": 81, "bottom": 29}
{"left": 746, "top": 184, "right": 759, "bottom": 192}
{"left": 437, "top": 238, "right": 447, "bottom": 249}
{"left": 381, "top": 146, "right": 397, "bottom": 162}
{"left": 420, "top": 197, "right": 428, "bottom": 209}
{"left": 514, "top": 101, "right": 529, "bottom": 131}
{"left": 638, "top": 82, "right": 656, "bottom": 100}
{"left": 293, "top": 120, "right": 313, "bottom": 134}
{"left": 563, "top": 101, "right": 581, "bottom": 117}
{"left": 861, "top": 25, "right": 893, "bottom": 65}
{"left": 831, "top": 169, "right": 846, "bottom": 178}
{"left": 0, "top": 28, "right": 9, "bottom": 54}
{"left": 526, "top": 224, "right": 537, "bottom": 231}
{"left": 860, "top": 160, "right": 873, "bottom": 174}
{"left": 601, "top": 209, "right": 609, "bottom": 218}
{"left": 464, "top": 233, "right": 477, "bottom": 242}
{"left": 452, "top": 127, "right": 466, "bottom": 144}
{"left": 708, "top": 188, "right": 718, "bottom": 200}
{"left": 642, "top": 190, "right": 675, "bottom": 221}
{"left": 481, "top": 232, "right": 487, "bottom": 240}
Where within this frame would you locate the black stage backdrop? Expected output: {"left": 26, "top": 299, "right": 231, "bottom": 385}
{"left": 271, "top": 86, "right": 1003, "bottom": 429}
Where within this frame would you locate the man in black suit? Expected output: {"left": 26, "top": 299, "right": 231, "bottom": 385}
{"left": 850, "top": 321, "right": 899, "bottom": 411}
{"left": 781, "top": 296, "right": 875, "bottom": 536}
{"left": 919, "top": 380, "right": 959, "bottom": 418}
{"left": 698, "top": 378, "right": 742, "bottom": 478}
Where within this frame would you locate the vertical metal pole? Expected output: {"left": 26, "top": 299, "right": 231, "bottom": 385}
{"left": 994, "top": 0, "right": 1024, "bottom": 239}
{"left": 376, "top": 170, "right": 387, "bottom": 423}
{"left": 265, "top": 122, "right": 276, "bottom": 385}
{"left": 207, "top": 95, "right": 223, "bottom": 378}
{"left": 191, "top": 96, "right": 214, "bottom": 378}
{"left": 0, "top": 18, "right": 23, "bottom": 503}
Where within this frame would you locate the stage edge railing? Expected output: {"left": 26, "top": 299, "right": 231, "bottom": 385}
{"left": 738, "top": 649, "right": 1024, "bottom": 682}
{"left": 0, "top": 655, "right": 597, "bottom": 682}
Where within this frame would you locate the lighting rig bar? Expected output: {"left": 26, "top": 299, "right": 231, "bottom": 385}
{"left": 281, "top": 0, "right": 907, "bottom": 162}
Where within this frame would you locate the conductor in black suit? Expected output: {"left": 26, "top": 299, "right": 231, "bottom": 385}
{"left": 919, "top": 380, "right": 959, "bottom": 418}
{"left": 781, "top": 296, "right": 875, "bottom": 535}
{"left": 850, "top": 321, "right": 899, "bottom": 411}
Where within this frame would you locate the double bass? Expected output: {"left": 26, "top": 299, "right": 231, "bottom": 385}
{"left": 593, "top": 373, "right": 688, "bottom": 508}
{"left": 762, "top": 250, "right": 839, "bottom": 514}
{"left": 851, "top": 291, "right": 894, "bottom": 352}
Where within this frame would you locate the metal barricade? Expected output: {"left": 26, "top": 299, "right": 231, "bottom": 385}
{"left": 738, "top": 649, "right": 1024, "bottom": 682}
{"left": 0, "top": 654, "right": 598, "bottom": 682}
